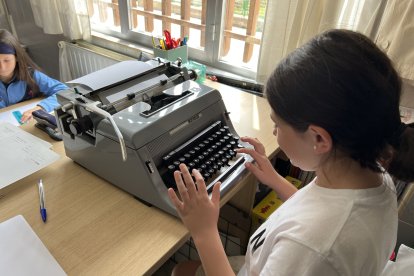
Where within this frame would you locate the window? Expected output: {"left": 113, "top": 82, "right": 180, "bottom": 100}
{"left": 88, "top": 0, "right": 267, "bottom": 79}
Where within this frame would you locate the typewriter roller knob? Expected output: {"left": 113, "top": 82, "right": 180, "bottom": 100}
{"left": 69, "top": 120, "right": 82, "bottom": 136}
{"left": 68, "top": 116, "right": 93, "bottom": 136}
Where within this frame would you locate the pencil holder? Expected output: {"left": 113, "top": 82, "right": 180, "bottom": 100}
{"left": 153, "top": 45, "right": 188, "bottom": 63}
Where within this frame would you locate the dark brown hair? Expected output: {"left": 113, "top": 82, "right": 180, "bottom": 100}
{"left": 266, "top": 29, "right": 414, "bottom": 182}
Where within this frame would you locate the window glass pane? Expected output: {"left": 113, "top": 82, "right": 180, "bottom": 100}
{"left": 88, "top": 0, "right": 121, "bottom": 32}
{"left": 129, "top": 0, "right": 205, "bottom": 49}
{"left": 219, "top": 0, "right": 267, "bottom": 70}
{"left": 89, "top": 0, "right": 268, "bottom": 76}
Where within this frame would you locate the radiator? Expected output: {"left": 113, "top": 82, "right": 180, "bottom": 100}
{"left": 58, "top": 40, "right": 134, "bottom": 82}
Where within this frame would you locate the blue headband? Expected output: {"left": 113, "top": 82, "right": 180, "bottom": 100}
{"left": 0, "top": 43, "right": 16, "bottom": 55}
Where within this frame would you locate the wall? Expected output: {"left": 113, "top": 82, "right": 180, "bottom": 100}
{"left": 1, "top": 0, "right": 67, "bottom": 80}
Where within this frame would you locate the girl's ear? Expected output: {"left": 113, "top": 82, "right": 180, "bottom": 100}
{"left": 308, "top": 125, "right": 332, "bottom": 154}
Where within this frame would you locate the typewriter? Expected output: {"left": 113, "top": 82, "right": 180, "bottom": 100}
{"left": 55, "top": 59, "right": 253, "bottom": 216}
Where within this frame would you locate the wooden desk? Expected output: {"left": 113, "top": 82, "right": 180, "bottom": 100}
{"left": 0, "top": 81, "right": 278, "bottom": 275}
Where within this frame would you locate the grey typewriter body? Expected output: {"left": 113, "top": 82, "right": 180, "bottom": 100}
{"left": 55, "top": 59, "right": 252, "bottom": 216}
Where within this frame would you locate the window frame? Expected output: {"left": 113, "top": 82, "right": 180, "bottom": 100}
{"left": 90, "top": 0, "right": 259, "bottom": 79}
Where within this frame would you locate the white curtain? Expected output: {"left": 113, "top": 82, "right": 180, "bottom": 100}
{"left": 30, "top": 0, "right": 91, "bottom": 41}
{"left": 256, "top": 0, "right": 387, "bottom": 83}
{"left": 375, "top": 0, "right": 414, "bottom": 81}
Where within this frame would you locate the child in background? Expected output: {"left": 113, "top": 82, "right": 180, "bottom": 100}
{"left": 168, "top": 29, "right": 414, "bottom": 275}
{"left": 0, "top": 29, "right": 68, "bottom": 123}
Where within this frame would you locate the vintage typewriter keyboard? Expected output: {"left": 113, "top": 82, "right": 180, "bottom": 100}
{"left": 161, "top": 121, "right": 245, "bottom": 191}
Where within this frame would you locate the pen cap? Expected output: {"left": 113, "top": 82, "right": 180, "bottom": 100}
{"left": 40, "top": 208, "right": 47, "bottom": 222}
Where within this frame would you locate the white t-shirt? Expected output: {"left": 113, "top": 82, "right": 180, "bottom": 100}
{"left": 239, "top": 173, "right": 398, "bottom": 276}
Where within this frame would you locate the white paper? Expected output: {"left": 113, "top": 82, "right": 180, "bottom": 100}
{"left": 0, "top": 215, "right": 66, "bottom": 276}
{"left": 0, "top": 122, "right": 60, "bottom": 189}
{"left": 0, "top": 100, "right": 41, "bottom": 126}
{"left": 67, "top": 60, "right": 154, "bottom": 90}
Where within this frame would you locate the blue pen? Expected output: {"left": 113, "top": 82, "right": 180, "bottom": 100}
{"left": 38, "top": 179, "right": 47, "bottom": 223}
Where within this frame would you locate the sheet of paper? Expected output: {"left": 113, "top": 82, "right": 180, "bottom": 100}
{"left": 67, "top": 60, "right": 154, "bottom": 91}
{"left": 0, "top": 215, "right": 66, "bottom": 276}
{"left": 0, "top": 122, "right": 60, "bottom": 189}
{"left": 0, "top": 100, "right": 41, "bottom": 126}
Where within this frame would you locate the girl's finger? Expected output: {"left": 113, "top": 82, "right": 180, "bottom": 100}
{"left": 167, "top": 187, "right": 183, "bottom": 211}
{"left": 192, "top": 169, "right": 207, "bottom": 194}
{"left": 211, "top": 182, "right": 221, "bottom": 205}
{"left": 240, "top": 136, "right": 265, "bottom": 154}
{"left": 236, "top": 147, "right": 267, "bottom": 162}
{"left": 180, "top": 164, "right": 197, "bottom": 196}
{"left": 174, "top": 170, "right": 190, "bottom": 201}
{"left": 244, "top": 161, "right": 261, "bottom": 175}
{"left": 20, "top": 114, "right": 30, "bottom": 123}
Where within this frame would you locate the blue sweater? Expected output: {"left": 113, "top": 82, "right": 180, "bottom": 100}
{"left": 0, "top": 70, "right": 68, "bottom": 112}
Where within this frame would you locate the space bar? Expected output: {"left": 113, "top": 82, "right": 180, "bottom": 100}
{"left": 206, "top": 156, "right": 245, "bottom": 194}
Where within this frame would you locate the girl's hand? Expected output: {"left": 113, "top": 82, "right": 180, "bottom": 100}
{"left": 236, "top": 136, "right": 281, "bottom": 188}
{"left": 168, "top": 164, "right": 221, "bottom": 239}
{"left": 21, "top": 106, "right": 42, "bottom": 123}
